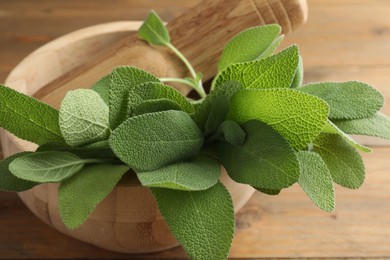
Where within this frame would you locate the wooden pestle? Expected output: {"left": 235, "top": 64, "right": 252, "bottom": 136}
{"left": 34, "top": 0, "right": 308, "bottom": 108}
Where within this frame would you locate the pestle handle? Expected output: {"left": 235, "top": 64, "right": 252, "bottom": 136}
{"left": 35, "top": 0, "right": 308, "bottom": 107}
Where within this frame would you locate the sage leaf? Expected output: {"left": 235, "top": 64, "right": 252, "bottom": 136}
{"left": 204, "top": 95, "right": 230, "bottom": 135}
{"left": 128, "top": 82, "right": 194, "bottom": 116}
{"left": 215, "top": 45, "right": 299, "bottom": 89}
{"left": 192, "top": 81, "right": 244, "bottom": 129}
{"left": 333, "top": 112, "right": 390, "bottom": 140}
{"left": 9, "top": 152, "right": 86, "bottom": 183}
{"left": 132, "top": 98, "right": 182, "bottom": 116}
{"left": 136, "top": 155, "right": 220, "bottom": 191}
{"left": 59, "top": 89, "right": 110, "bottom": 147}
{"left": 228, "top": 88, "right": 329, "bottom": 149}
{"left": 219, "top": 120, "right": 299, "bottom": 189}
{"left": 109, "top": 110, "right": 203, "bottom": 171}
{"left": 313, "top": 134, "right": 365, "bottom": 189}
{"left": 58, "top": 163, "right": 130, "bottom": 229}
{"left": 0, "top": 84, "right": 64, "bottom": 145}
{"left": 0, "top": 152, "right": 38, "bottom": 192}
{"left": 138, "top": 10, "right": 170, "bottom": 46}
{"left": 290, "top": 55, "right": 304, "bottom": 88}
{"left": 151, "top": 182, "right": 234, "bottom": 260}
{"left": 109, "top": 66, "right": 159, "bottom": 129}
{"left": 218, "top": 24, "right": 282, "bottom": 71}
{"left": 297, "top": 151, "right": 335, "bottom": 212}
{"left": 91, "top": 74, "right": 110, "bottom": 104}
{"left": 216, "top": 120, "right": 245, "bottom": 146}
{"left": 257, "top": 35, "right": 284, "bottom": 60}
{"left": 322, "top": 120, "right": 372, "bottom": 153}
{"left": 255, "top": 187, "right": 281, "bottom": 196}
{"left": 299, "top": 81, "right": 384, "bottom": 119}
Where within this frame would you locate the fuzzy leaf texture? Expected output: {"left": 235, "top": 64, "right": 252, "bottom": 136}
{"left": 333, "top": 112, "right": 390, "bottom": 140}
{"left": 151, "top": 182, "right": 234, "bottom": 260}
{"left": 0, "top": 84, "right": 64, "bottom": 145}
{"left": 290, "top": 55, "right": 304, "bottom": 88}
{"left": 313, "top": 134, "right": 365, "bottom": 189}
{"left": 9, "top": 152, "right": 86, "bottom": 183}
{"left": 297, "top": 151, "right": 335, "bottom": 212}
{"left": 58, "top": 163, "right": 130, "bottom": 229}
{"left": 215, "top": 45, "right": 299, "bottom": 89}
{"left": 109, "top": 110, "right": 203, "bottom": 171}
{"left": 109, "top": 66, "right": 159, "bottom": 129}
{"left": 59, "top": 89, "right": 110, "bottom": 147}
{"left": 127, "top": 82, "right": 194, "bottom": 116}
{"left": 322, "top": 120, "right": 372, "bottom": 152}
{"left": 138, "top": 10, "right": 170, "bottom": 46}
{"left": 0, "top": 152, "right": 38, "bottom": 192}
{"left": 219, "top": 120, "right": 300, "bottom": 189}
{"left": 92, "top": 74, "right": 110, "bottom": 104}
{"left": 216, "top": 120, "right": 246, "bottom": 146}
{"left": 204, "top": 95, "right": 230, "bottom": 135}
{"left": 228, "top": 89, "right": 329, "bottom": 149}
{"left": 132, "top": 98, "right": 182, "bottom": 116}
{"left": 136, "top": 155, "right": 220, "bottom": 191}
{"left": 218, "top": 25, "right": 282, "bottom": 71}
{"left": 299, "top": 81, "right": 384, "bottom": 119}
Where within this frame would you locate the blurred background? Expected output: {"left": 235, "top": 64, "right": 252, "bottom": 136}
{"left": 0, "top": 0, "right": 390, "bottom": 259}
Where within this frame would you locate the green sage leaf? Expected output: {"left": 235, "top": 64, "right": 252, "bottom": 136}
{"left": 132, "top": 98, "right": 182, "bottom": 116}
{"left": 9, "top": 151, "right": 86, "bottom": 183}
{"left": 333, "top": 112, "right": 390, "bottom": 140}
{"left": 0, "top": 152, "right": 38, "bottom": 192}
{"left": 218, "top": 25, "right": 282, "bottom": 71}
{"left": 136, "top": 155, "right": 220, "bottom": 191}
{"left": 313, "top": 134, "right": 365, "bottom": 189}
{"left": 91, "top": 74, "right": 110, "bottom": 104}
{"left": 219, "top": 120, "right": 299, "bottom": 189}
{"left": 109, "top": 110, "right": 203, "bottom": 171}
{"left": 58, "top": 163, "right": 130, "bottom": 229}
{"left": 299, "top": 81, "right": 384, "bottom": 119}
{"left": 216, "top": 120, "right": 246, "bottom": 146}
{"left": 228, "top": 88, "right": 329, "bottom": 149}
{"left": 109, "top": 66, "right": 159, "bottom": 129}
{"left": 215, "top": 45, "right": 299, "bottom": 89}
{"left": 255, "top": 187, "right": 281, "bottom": 196}
{"left": 151, "top": 182, "right": 234, "bottom": 260}
{"left": 59, "top": 89, "right": 110, "bottom": 147}
{"left": 297, "top": 151, "right": 335, "bottom": 212}
{"left": 138, "top": 10, "right": 170, "bottom": 46}
{"left": 204, "top": 95, "right": 230, "bottom": 135}
{"left": 290, "top": 55, "right": 304, "bottom": 88}
{"left": 0, "top": 84, "right": 64, "bottom": 145}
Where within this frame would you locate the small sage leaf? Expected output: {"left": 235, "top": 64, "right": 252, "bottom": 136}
{"left": 228, "top": 88, "right": 329, "bottom": 150}
{"left": 290, "top": 55, "right": 304, "bottom": 88}
{"left": 132, "top": 98, "right": 182, "bottom": 116}
{"left": 59, "top": 89, "right": 110, "bottom": 147}
{"left": 297, "top": 151, "right": 335, "bottom": 212}
{"left": 138, "top": 10, "right": 170, "bottom": 46}
{"left": 255, "top": 187, "right": 281, "bottom": 196}
{"left": 219, "top": 120, "right": 300, "bottom": 189}
{"left": 9, "top": 152, "right": 86, "bottom": 183}
{"left": 299, "top": 81, "right": 384, "bottom": 119}
{"left": 216, "top": 120, "right": 246, "bottom": 146}
{"left": 91, "top": 74, "right": 111, "bottom": 105}
{"left": 218, "top": 24, "right": 282, "bottom": 71}
{"left": 204, "top": 95, "right": 230, "bottom": 135}
{"left": 313, "top": 134, "right": 365, "bottom": 189}
{"left": 0, "top": 152, "right": 38, "bottom": 192}
{"left": 109, "top": 110, "right": 203, "bottom": 171}
{"left": 0, "top": 84, "right": 65, "bottom": 145}
{"left": 58, "top": 163, "right": 130, "bottom": 229}
{"left": 136, "top": 155, "right": 220, "bottom": 191}
{"left": 151, "top": 182, "right": 234, "bottom": 260}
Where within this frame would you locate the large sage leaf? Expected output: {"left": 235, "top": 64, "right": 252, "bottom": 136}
{"left": 313, "top": 134, "right": 365, "bottom": 189}
{"left": 219, "top": 120, "right": 299, "bottom": 189}
{"left": 299, "top": 81, "right": 384, "bottom": 119}
{"left": 136, "top": 155, "right": 220, "bottom": 191}
{"left": 9, "top": 152, "right": 86, "bottom": 183}
{"left": 297, "top": 151, "right": 335, "bottom": 212}
{"left": 151, "top": 182, "right": 234, "bottom": 260}
{"left": 228, "top": 88, "right": 329, "bottom": 149}
{"left": 0, "top": 84, "right": 64, "bottom": 145}
{"left": 109, "top": 110, "right": 203, "bottom": 171}
{"left": 58, "top": 163, "right": 130, "bottom": 229}
{"left": 59, "top": 89, "right": 110, "bottom": 147}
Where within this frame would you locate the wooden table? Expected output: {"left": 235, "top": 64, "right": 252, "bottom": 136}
{"left": 1, "top": 0, "right": 390, "bottom": 258}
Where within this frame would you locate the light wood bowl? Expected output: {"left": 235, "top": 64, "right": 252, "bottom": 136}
{"left": 1, "top": 22, "right": 255, "bottom": 254}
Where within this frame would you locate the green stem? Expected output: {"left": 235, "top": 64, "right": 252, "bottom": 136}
{"left": 166, "top": 43, "right": 197, "bottom": 79}
{"left": 160, "top": 78, "right": 206, "bottom": 99}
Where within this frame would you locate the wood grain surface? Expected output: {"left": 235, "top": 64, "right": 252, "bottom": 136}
{"left": 1, "top": 0, "right": 390, "bottom": 259}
